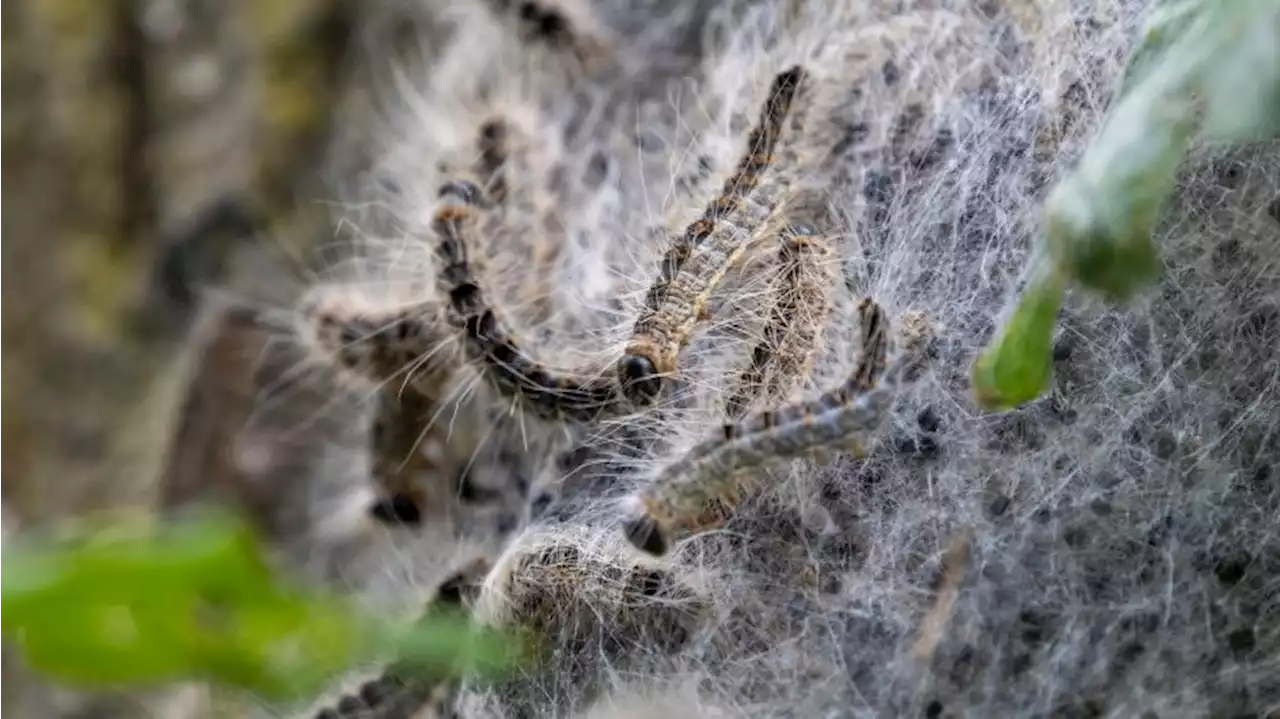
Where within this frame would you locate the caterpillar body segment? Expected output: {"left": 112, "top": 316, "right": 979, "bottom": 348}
{"left": 623, "top": 301, "right": 934, "bottom": 557}
{"left": 724, "top": 223, "right": 837, "bottom": 419}
{"left": 432, "top": 180, "right": 629, "bottom": 423}
{"left": 304, "top": 558, "right": 492, "bottom": 719}
{"left": 620, "top": 65, "right": 810, "bottom": 407}
{"left": 717, "top": 297, "right": 889, "bottom": 453}
{"left": 623, "top": 385, "right": 895, "bottom": 556}
{"left": 297, "top": 290, "right": 452, "bottom": 398}
{"left": 847, "top": 295, "right": 892, "bottom": 392}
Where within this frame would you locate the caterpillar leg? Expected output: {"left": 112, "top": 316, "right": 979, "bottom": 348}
{"left": 623, "top": 300, "right": 933, "bottom": 557}
{"left": 723, "top": 222, "right": 837, "bottom": 420}
{"left": 432, "top": 179, "right": 628, "bottom": 423}
{"left": 619, "top": 65, "right": 810, "bottom": 407}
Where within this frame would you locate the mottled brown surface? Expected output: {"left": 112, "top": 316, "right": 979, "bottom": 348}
{"left": 0, "top": 1, "right": 402, "bottom": 715}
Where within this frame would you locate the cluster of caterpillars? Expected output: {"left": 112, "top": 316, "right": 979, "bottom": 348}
{"left": 295, "top": 3, "right": 937, "bottom": 716}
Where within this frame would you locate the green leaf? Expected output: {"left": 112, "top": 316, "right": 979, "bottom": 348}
{"left": 389, "top": 606, "right": 535, "bottom": 683}
{"left": 2, "top": 507, "right": 528, "bottom": 703}
{"left": 1044, "top": 44, "right": 1194, "bottom": 300}
{"left": 972, "top": 266, "right": 1066, "bottom": 412}
{"left": 1116, "top": 0, "right": 1206, "bottom": 98}
{"left": 0, "top": 541, "right": 66, "bottom": 609}
{"left": 1195, "top": 2, "right": 1280, "bottom": 143}
{"left": 974, "top": 0, "right": 1279, "bottom": 410}
{"left": 196, "top": 591, "right": 380, "bottom": 700}
{"left": 1046, "top": 0, "right": 1280, "bottom": 301}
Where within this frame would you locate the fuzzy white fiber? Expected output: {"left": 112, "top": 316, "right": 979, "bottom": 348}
{"left": 260, "top": 1, "right": 1280, "bottom": 717}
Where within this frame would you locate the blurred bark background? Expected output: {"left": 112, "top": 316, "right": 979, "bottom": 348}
{"left": 1, "top": 1, "right": 435, "bottom": 715}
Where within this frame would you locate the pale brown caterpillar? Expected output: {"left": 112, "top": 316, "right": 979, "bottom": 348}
{"left": 619, "top": 65, "right": 811, "bottom": 406}
{"left": 425, "top": 66, "right": 814, "bottom": 424}
{"left": 724, "top": 221, "right": 837, "bottom": 419}
{"left": 622, "top": 300, "right": 935, "bottom": 557}
{"left": 432, "top": 179, "right": 629, "bottom": 423}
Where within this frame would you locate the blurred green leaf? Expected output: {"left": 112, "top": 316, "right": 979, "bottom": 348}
{"left": 1194, "top": 2, "right": 1280, "bottom": 142}
{"left": 974, "top": 0, "right": 1280, "bottom": 410}
{"left": 390, "top": 605, "right": 536, "bottom": 682}
{"left": 16, "top": 602, "right": 189, "bottom": 686}
{"left": 1117, "top": 0, "right": 1206, "bottom": 97}
{"left": 1047, "top": 0, "right": 1279, "bottom": 300}
{"left": 2, "top": 507, "right": 527, "bottom": 702}
{"left": 1044, "top": 5, "right": 1199, "bottom": 300}
{"left": 972, "top": 265, "right": 1066, "bottom": 412}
